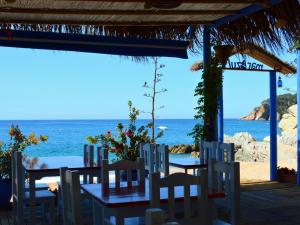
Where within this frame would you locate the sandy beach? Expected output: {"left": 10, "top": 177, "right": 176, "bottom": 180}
{"left": 170, "top": 142, "right": 297, "bottom": 183}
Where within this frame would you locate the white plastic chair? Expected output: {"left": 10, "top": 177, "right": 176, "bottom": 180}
{"left": 100, "top": 158, "right": 146, "bottom": 225}
{"left": 155, "top": 144, "right": 169, "bottom": 176}
{"left": 146, "top": 208, "right": 180, "bottom": 225}
{"left": 149, "top": 171, "right": 210, "bottom": 225}
{"left": 217, "top": 143, "right": 235, "bottom": 162}
{"left": 101, "top": 158, "right": 145, "bottom": 188}
{"left": 60, "top": 169, "right": 83, "bottom": 225}
{"left": 140, "top": 143, "right": 155, "bottom": 174}
{"left": 60, "top": 167, "right": 94, "bottom": 225}
{"left": 201, "top": 141, "right": 218, "bottom": 164}
{"left": 96, "top": 146, "right": 108, "bottom": 183}
{"left": 12, "top": 151, "right": 55, "bottom": 225}
{"left": 83, "top": 144, "right": 94, "bottom": 184}
{"left": 140, "top": 143, "right": 169, "bottom": 176}
{"left": 208, "top": 160, "right": 240, "bottom": 225}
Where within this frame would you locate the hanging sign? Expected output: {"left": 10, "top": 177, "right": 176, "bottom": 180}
{"left": 228, "top": 59, "right": 264, "bottom": 70}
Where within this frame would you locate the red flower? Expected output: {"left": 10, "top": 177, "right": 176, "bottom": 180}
{"left": 106, "top": 131, "right": 112, "bottom": 138}
{"left": 125, "top": 130, "right": 132, "bottom": 137}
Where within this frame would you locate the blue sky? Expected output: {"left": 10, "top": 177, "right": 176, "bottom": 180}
{"left": 0, "top": 46, "right": 297, "bottom": 120}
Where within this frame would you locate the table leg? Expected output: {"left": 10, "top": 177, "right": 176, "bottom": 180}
{"left": 115, "top": 215, "right": 124, "bottom": 225}
{"left": 93, "top": 199, "right": 104, "bottom": 225}
{"left": 29, "top": 172, "right": 36, "bottom": 225}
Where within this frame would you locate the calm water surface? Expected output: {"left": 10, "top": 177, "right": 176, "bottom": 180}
{"left": 0, "top": 119, "right": 277, "bottom": 158}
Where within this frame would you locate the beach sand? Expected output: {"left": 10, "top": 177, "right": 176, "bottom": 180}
{"left": 170, "top": 142, "right": 297, "bottom": 183}
{"left": 239, "top": 143, "right": 297, "bottom": 183}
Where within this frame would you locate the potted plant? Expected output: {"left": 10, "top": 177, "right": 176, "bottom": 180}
{"left": 214, "top": 45, "right": 234, "bottom": 67}
{"left": 86, "top": 101, "right": 163, "bottom": 180}
{"left": 277, "top": 167, "right": 297, "bottom": 184}
{"left": 0, "top": 125, "right": 48, "bottom": 209}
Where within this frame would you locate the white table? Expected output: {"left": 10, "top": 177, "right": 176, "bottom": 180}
{"left": 23, "top": 156, "right": 100, "bottom": 224}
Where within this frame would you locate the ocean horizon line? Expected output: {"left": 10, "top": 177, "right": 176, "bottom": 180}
{"left": 0, "top": 118, "right": 243, "bottom": 121}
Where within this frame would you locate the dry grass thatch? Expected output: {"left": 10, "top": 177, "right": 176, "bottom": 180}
{"left": 211, "top": 0, "right": 300, "bottom": 53}
{"left": 190, "top": 43, "right": 296, "bottom": 75}
{"left": 0, "top": 0, "right": 299, "bottom": 55}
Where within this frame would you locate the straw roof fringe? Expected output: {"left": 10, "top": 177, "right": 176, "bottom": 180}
{"left": 190, "top": 43, "right": 296, "bottom": 75}
{"left": 0, "top": 0, "right": 299, "bottom": 55}
{"left": 211, "top": 0, "right": 300, "bottom": 53}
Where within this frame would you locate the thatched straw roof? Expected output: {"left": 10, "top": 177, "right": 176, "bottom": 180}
{"left": 0, "top": 0, "right": 299, "bottom": 54}
{"left": 190, "top": 43, "right": 296, "bottom": 75}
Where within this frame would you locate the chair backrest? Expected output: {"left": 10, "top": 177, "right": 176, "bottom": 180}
{"left": 140, "top": 143, "right": 155, "bottom": 173}
{"left": 208, "top": 160, "right": 240, "bottom": 225}
{"left": 60, "top": 168, "right": 82, "bottom": 225}
{"left": 155, "top": 144, "right": 169, "bottom": 176}
{"left": 101, "top": 158, "right": 145, "bottom": 188}
{"left": 83, "top": 144, "right": 94, "bottom": 183}
{"left": 150, "top": 171, "right": 209, "bottom": 225}
{"left": 12, "top": 151, "right": 25, "bottom": 225}
{"left": 146, "top": 208, "right": 180, "bottom": 225}
{"left": 217, "top": 143, "right": 235, "bottom": 162}
{"left": 96, "top": 146, "right": 108, "bottom": 183}
{"left": 140, "top": 143, "right": 169, "bottom": 176}
{"left": 96, "top": 146, "right": 108, "bottom": 166}
{"left": 201, "top": 141, "right": 218, "bottom": 164}
{"left": 83, "top": 144, "right": 94, "bottom": 167}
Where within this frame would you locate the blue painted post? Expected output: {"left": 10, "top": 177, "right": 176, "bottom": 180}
{"left": 218, "top": 82, "right": 224, "bottom": 143}
{"left": 203, "top": 25, "right": 217, "bottom": 141}
{"left": 297, "top": 48, "right": 300, "bottom": 185}
{"left": 269, "top": 70, "right": 277, "bottom": 181}
{"left": 203, "top": 25, "right": 211, "bottom": 68}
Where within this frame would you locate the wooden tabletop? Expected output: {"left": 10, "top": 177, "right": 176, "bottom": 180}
{"left": 169, "top": 158, "right": 207, "bottom": 169}
{"left": 23, "top": 156, "right": 99, "bottom": 172}
{"left": 82, "top": 179, "right": 225, "bottom": 208}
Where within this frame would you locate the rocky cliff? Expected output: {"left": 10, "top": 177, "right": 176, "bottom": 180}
{"left": 241, "top": 93, "right": 296, "bottom": 120}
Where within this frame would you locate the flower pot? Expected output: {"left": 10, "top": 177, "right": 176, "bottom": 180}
{"left": 0, "top": 178, "right": 12, "bottom": 209}
{"left": 214, "top": 45, "right": 234, "bottom": 67}
{"left": 276, "top": 18, "right": 287, "bottom": 28}
{"left": 277, "top": 173, "right": 297, "bottom": 184}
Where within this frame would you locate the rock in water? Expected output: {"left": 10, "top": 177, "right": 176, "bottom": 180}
{"left": 169, "top": 145, "right": 195, "bottom": 154}
{"left": 225, "top": 132, "right": 269, "bottom": 162}
{"left": 229, "top": 132, "right": 256, "bottom": 146}
{"left": 191, "top": 151, "right": 200, "bottom": 158}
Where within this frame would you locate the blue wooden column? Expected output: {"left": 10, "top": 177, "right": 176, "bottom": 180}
{"left": 218, "top": 78, "right": 224, "bottom": 143}
{"left": 203, "top": 25, "right": 211, "bottom": 69}
{"left": 203, "top": 25, "right": 218, "bottom": 141}
{"left": 297, "top": 48, "right": 300, "bottom": 185}
{"left": 269, "top": 70, "right": 277, "bottom": 181}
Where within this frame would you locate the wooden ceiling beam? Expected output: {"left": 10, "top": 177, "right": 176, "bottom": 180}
{"left": 54, "top": 0, "right": 261, "bottom": 3}
{"left": 1, "top": 19, "right": 211, "bottom": 26}
{"left": 0, "top": 8, "right": 237, "bottom": 16}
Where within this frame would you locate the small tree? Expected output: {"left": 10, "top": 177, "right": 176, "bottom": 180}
{"left": 143, "top": 57, "right": 167, "bottom": 143}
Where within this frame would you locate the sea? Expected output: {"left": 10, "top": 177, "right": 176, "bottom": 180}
{"left": 0, "top": 119, "right": 278, "bottom": 158}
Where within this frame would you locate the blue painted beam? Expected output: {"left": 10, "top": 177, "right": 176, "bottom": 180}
{"left": 269, "top": 70, "right": 277, "bottom": 181}
{"left": 297, "top": 48, "right": 300, "bottom": 185}
{"left": 212, "top": 0, "right": 282, "bottom": 28}
{"left": 0, "top": 30, "right": 189, "bottom": 58}
{"left": 203, "top": 26, "right": 211, "bottom": 68}
{"left": 218, "top": 77, "right": 224, "bottom": 143}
